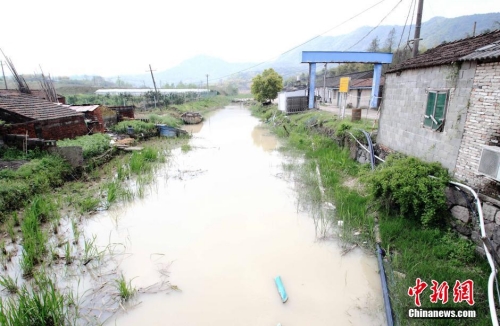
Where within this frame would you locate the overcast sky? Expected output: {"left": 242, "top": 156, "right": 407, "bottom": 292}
{"left": 0, "top": 0, "right": 498, "bottom": 79}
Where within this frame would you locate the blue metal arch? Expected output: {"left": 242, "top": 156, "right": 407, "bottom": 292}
{"left": 301, "top": 51, "right": 393, "bottom": 109}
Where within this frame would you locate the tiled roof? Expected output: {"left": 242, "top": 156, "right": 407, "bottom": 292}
{"left": 0, "top": 92, "right": 83, "bottom": 121}
{"left": 69, "top": 105, "right": 100, "bottom": 112}
{"left": 387, "top": 29, "right": 500, "bottom": 73}
{"left": 317, "top": 70, "right": 373, "bottom": 88}
{"left": 459, "top": 40, "right": 500, "bottom": 61}
{"left": 0, "top": 89, "right": 64, "bottom": 102}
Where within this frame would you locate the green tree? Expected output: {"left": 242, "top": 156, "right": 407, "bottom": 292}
{"left": 383, "top": 28, "right": 396, "bottom": 52}
{"left": 367, "top": 36, "right": 380, "bottom": 52}
{"left": 251, "top": 68, "right": 283, "bottom": 103}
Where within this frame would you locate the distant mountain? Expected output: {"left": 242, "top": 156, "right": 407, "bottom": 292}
{"left": 116, "top": 55, "right": 258, "bottom": 87}
{"left": 119, "top": 13, "right": 500, "bottom": 87}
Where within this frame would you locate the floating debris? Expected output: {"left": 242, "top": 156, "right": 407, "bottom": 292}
{"left": 274, "top": 276, "right": 288, "bottom": 303}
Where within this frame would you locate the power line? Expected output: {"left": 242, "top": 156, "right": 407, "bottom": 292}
{"left": 397, "top": 0, "right": 415, "bottom": 50}
{"left": 346, "top": 0, "right": 405, "bottom": 50}
{"left": 208, "top": 0, "right": 390, "bottom": 83}
{"left": 407, "top": 0, "right": 418, "bottom": 45}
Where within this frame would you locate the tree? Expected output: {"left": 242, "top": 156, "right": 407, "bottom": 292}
{"left": 367, "top": 36, "right": 380, "bottom": 52}
{"left": 383, "top": 28, "right": 396, "bottom": 52}
{"left": 251, "top": 68, "right": 283, "bottom": 103}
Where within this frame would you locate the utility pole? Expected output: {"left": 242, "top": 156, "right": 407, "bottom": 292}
{"left": 148, "top": 64, "right": 158, "bottom": 109}
{"left": 323, "top": 63, "right": 327, "bottom": 103}
{"left": 412, "top": 0, "right": 424, "bottom": 58}
{"left": 206, "top": 74, "right": 209, "bottom": 91}
{"left": 473, "top": 21, "right": 477, "bottom": 37}
{"left": 0, "top": 60, "right": 6, "bottom": 89}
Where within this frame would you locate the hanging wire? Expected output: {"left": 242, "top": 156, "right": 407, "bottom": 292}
{"left": 346, "top": 0, "right": 404, "bottom": 50}
{"left": 397, "top": 0, "right": 415, "bottom": 50}
{"left": 209, "top": 0, "right": 391, "bottom": 83}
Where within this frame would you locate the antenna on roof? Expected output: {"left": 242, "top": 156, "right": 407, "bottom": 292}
{"left": 0, "top": 60, "right": 7, "bottom": 89}
{"left": 38, "top": 66, "right": 58, "bottom": 103}
{"left": 0, "top": 49, "right": 30, "bottom": 94}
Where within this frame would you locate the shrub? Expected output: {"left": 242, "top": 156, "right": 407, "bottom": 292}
{"left": 58, "top": 133, "right": 111, "bottom": 159}
{"left": 365, "top": 154, "right": 450, "bottom": 226}
{"left": 111, "top": 120, "right": 157, "bottom": 136}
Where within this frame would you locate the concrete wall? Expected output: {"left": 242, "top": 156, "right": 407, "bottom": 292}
{"left": 377, "top": 62, "right": 476, "bottom": 171}
{"left": 454, "top": 62, "right": 500, "bottom": 189}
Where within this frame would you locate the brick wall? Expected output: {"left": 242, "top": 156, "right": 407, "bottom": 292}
{"left": 377, "top": 62, "right": 476, "bottom": 171}
{"left": 454, "top": 61, "right": 500, "bottom": 188}
{"left": 85, "top": 108, "right": 105, "bottom": 133}
{"left": 2, "top": 115, "right": 88, "bottom": 140}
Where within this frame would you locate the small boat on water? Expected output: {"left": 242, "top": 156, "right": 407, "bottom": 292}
{"left": 181, "top": 112, "right": 203, "bottom": 124}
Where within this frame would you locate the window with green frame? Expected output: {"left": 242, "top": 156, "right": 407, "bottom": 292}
{"left": 424, "top": 91, "right": 448, "bottom": 131}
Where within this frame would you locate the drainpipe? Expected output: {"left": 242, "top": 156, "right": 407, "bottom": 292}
{"left": 370, "top": 64, "right": 382, "bottom": 109}
{"left": 449, "top": 181, "right": 499, "bottom": 326}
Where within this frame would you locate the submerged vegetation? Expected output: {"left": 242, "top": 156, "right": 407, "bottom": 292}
{"left": 0, "top": 95, "right": 230, "bottom": 324}
{"left": 251, "top": 104, "right": 493, "bottom": 325}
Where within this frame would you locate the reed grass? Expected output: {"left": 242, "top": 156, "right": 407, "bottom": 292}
{"left": 0, "top": 276, "right": 18, "bottom": 294}
{"left": 0, "top": 273, "right": 68, "bottom": 325}
{"left": 115, "top": 274, "right": 136, "bottom": 302}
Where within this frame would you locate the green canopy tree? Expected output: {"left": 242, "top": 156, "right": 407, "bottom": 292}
{"left": 251, "top": 68, "right": 283, "bottom": 103}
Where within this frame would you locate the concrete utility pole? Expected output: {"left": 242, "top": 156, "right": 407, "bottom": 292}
{"left": 473, "top": 21, "right": 477, "bottom": 37}
{"left": 412, "top": 0, "right": 424, "bottom": 58}
{"left": 323, "top": 63, "right": 327, "bottom": 103}
{"left": 1, "top": 60, "right": 7, "bottom": 89}
{"left": 206, "top": 74, "right": 209, "bottom": 91}
{"left": 148, "top": 64, "right": 158, "bottom": 109}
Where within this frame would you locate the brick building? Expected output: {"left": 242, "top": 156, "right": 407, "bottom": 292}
{"left": 68, "top": 104, "right": 117, "bottom": 133}
{"left": 314, "top": 70, "right": 385, "bottom": 108}
{"left": 0, "top": 91, "right": 87, "bottom": 140}
{"left": 377, "top": 30, "right": 500, "bottom": 192}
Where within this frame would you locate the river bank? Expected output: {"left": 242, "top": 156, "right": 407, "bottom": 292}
{"left": 250, "top": 104, "right": 494, "bottom": 325}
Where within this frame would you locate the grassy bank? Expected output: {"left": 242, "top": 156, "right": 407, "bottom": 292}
{"left": 0, "top": 96, "right": 234, "bottom": 324}
{"left": 251, "top": 104, "right": 493, "bottom": 325}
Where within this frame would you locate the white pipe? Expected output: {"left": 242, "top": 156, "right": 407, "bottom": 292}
{"left": 347, "top": 131, "right": 385, "bottom": 162}
{"left": 450, "top": 181, "right": 498, "bottom": 326}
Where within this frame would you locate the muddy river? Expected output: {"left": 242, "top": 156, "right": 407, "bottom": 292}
{"left": 86, "top": 105, "right": 384, "bottom": 325}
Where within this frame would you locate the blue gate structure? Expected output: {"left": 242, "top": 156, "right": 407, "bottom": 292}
{"left": 302, "top": 51, "right": 393, "bottom": 109}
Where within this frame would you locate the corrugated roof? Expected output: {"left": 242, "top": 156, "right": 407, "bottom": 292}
{"left": 317, "top": 70, "right": 373, "bottom": 87}
{"left": 0, "top": 92, "right": 83, "bottom": 121}
{"left": 387, "top": 29, "right": 500, "bottom": 73}
{"left": 459, "top": 40, "right": 500, "bottom": 61}
{"left": 69, "top": 105, "right": 100, "bottom": 112}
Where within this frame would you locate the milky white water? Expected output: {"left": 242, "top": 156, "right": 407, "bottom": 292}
{"left": 85, "top": 105, "right": 384, "bottom": 325}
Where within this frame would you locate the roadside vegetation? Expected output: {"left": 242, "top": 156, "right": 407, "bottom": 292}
{"left": 251, "top": 104, "right": 492, "bottom": 325}
{"left": 0, "top": 95, "right": 230, "bottom": 324}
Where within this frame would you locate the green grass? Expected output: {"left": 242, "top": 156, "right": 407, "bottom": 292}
{"left": 20, "top": 197, "right": 59, "bottom": 277}
{"left": 115, "top": 274, "right": 136, "bottom": 302}
{"left": 111, "top": 120, "right": 157, "bottom": 136}
{"left": 0, "top": 155, "right": 71, "bottom": 219}
{"left": 0, "top": 273, "right": 70, "bottom": 325}
{"left": 58, "top": 133, "right": 111, "bottom": 159}
{"left": 251, "top": 103, "right": 493, "bottom": 325}
{"left": 0, "top": 276, "right": 18, "bottom": 294}
{"left": 148, "top": 113, "right": 181, "bottom": 127}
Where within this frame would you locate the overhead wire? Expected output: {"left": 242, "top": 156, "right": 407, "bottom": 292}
{"left": 208, "top": 0, "right": 391, "bottom": 83}
{"left": 397, "top": 0, "right": 415, "bottom": 50}
{"left": 406, "top": 0, "right": 417, "bottom": 45}
{"left": 346, "top": 0, "right": 405, "bottom": 50}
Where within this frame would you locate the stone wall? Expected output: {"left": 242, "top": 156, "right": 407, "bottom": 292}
{"left": 454, "top": 61, "right": 500, "bottom": 190}
{"left": 377, "top": 62, "right": 476, "bottom": 171}
{"left": 447, "top": 185, "right": 500, "bottom": 259}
